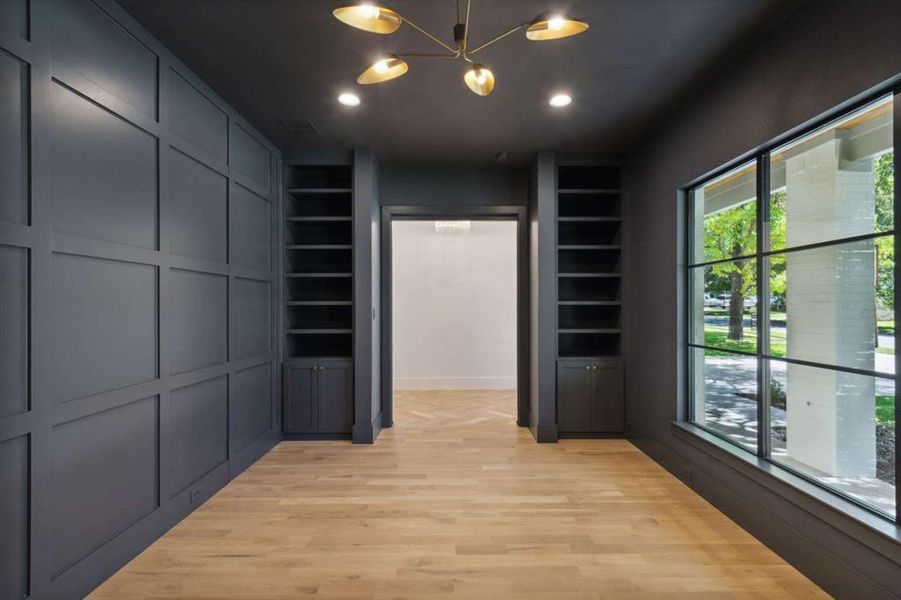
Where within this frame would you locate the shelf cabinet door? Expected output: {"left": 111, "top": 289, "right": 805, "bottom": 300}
{"left": 318, "top": 358, "right": 353, "bottom": 434}
{"left": 557, "top": 359, "right": 594, "bottom": 433}
{"left": 284, "top": 359, "right": 318, "bottom": 434}
{"left": 591, "top": 359, "right": 624, "bottom": 432}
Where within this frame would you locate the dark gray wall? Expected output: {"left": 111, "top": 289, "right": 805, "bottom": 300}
{"left": 353, "top": 149, "right": 381, "bottom": 443}
{"left": 528, "top": 152, "right": 558, "bottom": 442}
{"left": 379, "top": 164, "right": 528, "bottom": 207}
{"left": 626, "top": 0, "right": 901, "bottom": 596}
{"left": 0, "top": 0, "right": 281, "bottom": 597}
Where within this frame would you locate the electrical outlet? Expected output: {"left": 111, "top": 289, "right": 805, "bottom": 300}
{"left": 189, "top": 487, "right": 202, "bottom": 504}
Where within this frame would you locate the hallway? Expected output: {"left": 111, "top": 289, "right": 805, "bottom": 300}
{"left": 89, "top": 390, "right": 824, "bottom": 599}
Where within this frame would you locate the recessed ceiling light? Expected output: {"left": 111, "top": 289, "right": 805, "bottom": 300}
{"left": 549, "top": 93, "right": 572, "bottom": 107}
{"left": 338, "top": 92, "right": 361, "bottom": 107}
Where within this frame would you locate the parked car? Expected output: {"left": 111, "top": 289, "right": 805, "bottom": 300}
{"left": 703, "top": 293, "right": 718, "bottom": 307}
{"left": 712, "top": 294, "right": 757, "bottom": 309}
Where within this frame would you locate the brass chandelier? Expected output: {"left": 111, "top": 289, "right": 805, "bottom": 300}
{"left": 333, "top": 1, "right": 589, "bottom": 96}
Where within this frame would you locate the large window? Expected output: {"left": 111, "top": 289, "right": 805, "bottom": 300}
{"left": 686, "top": 92, "right": 897, "bottom": 521}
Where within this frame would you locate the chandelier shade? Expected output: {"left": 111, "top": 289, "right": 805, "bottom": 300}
{"left": 463, "top": 65, "right": 495, "bottom": 96}
{"left": 333, "top": 5, "right": 402, "bottom": 34}
{"left": 357, "top": 55, "right": 409, "bottom": 84}
{"left": 526, "top": 13, "right": 589, "bottom": 41}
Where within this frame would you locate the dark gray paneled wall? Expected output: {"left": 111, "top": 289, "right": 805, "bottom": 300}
{"left": 626, "top": 0, "right": 901, "bottom": 596}
{"left": 0, "top": 0, "right": 281, "bottom": 597}
{"left": 379, "top": 164, "right": 528, "bottom": 207}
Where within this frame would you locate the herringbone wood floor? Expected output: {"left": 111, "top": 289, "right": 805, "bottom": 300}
{"left": 91, "top": 390, "right": 826, "bottom": 599}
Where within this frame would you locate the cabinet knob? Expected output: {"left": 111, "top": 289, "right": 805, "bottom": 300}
{"left": 585, "top": 366, "right": 590, "bottom": 370}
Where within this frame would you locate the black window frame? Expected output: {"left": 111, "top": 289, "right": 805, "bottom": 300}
{"left": 682, "top": 76, "right": 901, "bottom": 524}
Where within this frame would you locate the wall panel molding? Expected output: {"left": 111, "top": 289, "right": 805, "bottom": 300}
{"left": 0, "top": 0, "right": 282, "bottom": 596}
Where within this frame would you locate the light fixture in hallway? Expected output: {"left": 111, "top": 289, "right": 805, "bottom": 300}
{"left": 334, "top": 1, "right": 588, "bottom": 96}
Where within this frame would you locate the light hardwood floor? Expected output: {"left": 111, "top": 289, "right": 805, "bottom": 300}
{"left": 91, "top": 390, "right": 826, "bottom": 599}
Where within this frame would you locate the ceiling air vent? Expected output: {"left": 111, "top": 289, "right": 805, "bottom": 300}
{"left": 279, "top": 119, "right": 318, "bottom": 135}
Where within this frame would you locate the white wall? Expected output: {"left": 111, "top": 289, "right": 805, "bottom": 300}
{"left": 392, "top": 220, "right": 517, "bottom": 390}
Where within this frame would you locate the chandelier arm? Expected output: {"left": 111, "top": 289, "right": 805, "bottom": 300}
{"left": 398, "top": 51, "right": 461, "bottom": 59}
{"left": 467, "top": 22, "right": 529, "bottom": 55}
{"left": 467, "top": 21, "right": 531, "bottom": 54}
{"left": 463, "top": 0, "right": 471, "bottom": 50}
{"left": 400, "top": 16, "right": 457, "bottom": 53}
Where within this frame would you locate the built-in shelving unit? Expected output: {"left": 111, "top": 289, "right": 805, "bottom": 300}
{"left": 556, "top": 164, "right": 623, "bottom": 358}
{"left": 284, "top": 165, "right": 354, "bottom": 359}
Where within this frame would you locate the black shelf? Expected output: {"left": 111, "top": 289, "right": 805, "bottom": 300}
{"left": 285, "top": 164, "right": 354, "bottom": 359}
{"left": 285, "top": 165, "right": 352, "bottom": 189}
{"left": 286, "top": 187, "right": 352, "bottom": 194}
{"left": 558, "top": 216, "right": 620, "bottom": 222}
{"left": 287, "top": 277, "right": 352, "bottom": 302}
{"left": 286, "top": 272, "right": 352, "bottom": 278}
{"left": 286, "top": 220, "right": 352, "bottom": 245}
{"left": 287, "top": 216, "right": 352, "bottom": 222}
{"left": 557, "top": 188, "right": 621, "bottom": 194}
{"left": 559, "top": 303, "right": 620, "bottom": 330}
{"left": 286, "top": 247, "right": 352, "bottom": 273}
{"left": 557, "top": 164, "right": 620, "bottom": 190}
{"left": 287, "top": 329, "right": 353, "bottom": 334}
{"left": 286, "top": 244, "right": 352, "bottom": 250}
{"left": 286, "top": 332, "right": 352, "bottom": 358}
{"left": 557, "top": 245, "right": 621, "bottom": 250}
{"left": 287, "top": 300, "right": 353, "bottom": 306}
{"left": 559, "top": 331, "right": 620, "bottom": 357}
{"left": 556, "top": 164, "right": 623, "bottom": 359}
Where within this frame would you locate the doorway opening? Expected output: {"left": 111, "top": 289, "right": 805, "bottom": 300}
{"left": 380, "top": 206, "right": 529, "bottom": 430}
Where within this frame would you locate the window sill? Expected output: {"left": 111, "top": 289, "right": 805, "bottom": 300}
{"left": 670, "top": 420, "right": 901, "bottom": 558}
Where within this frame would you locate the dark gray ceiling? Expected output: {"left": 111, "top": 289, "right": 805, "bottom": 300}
{"left": 118, "top": 0, "right": 798, "bottom": 165}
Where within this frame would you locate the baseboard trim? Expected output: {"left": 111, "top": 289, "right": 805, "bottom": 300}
{"left": 284, "top": 432, "right": 352, "bottom": 441}
{"left": 558, "top": 431, "right": 626, "bottom": 439}
{"left": 534, "top": 423, "right": 558, "bottom": 443}
{"left": 393, "top": 377, "right": 517, "bottom": 390}
{"left": 353, "top": 423, "right": 374, "bottom": 444}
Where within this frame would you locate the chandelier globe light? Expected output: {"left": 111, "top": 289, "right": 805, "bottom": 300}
{"left": 333, "top": 1, "right": 588, "bottom": 96}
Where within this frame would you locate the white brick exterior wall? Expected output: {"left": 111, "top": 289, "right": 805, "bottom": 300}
{"left": 784, "top": 137, "right": 876, "bottom": 477}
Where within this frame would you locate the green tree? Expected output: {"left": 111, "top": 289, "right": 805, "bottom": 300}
{"left": 769, "top": 192, "right": 787, "bottom": 307}
{"left": 704, "top": 200, "right": 756, "bottom": 340}
{"left": 874, "top": 153, "right": 894, "bottom": 312}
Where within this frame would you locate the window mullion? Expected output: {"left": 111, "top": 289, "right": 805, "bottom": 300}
{"left": 757, "top": 152, "right": 771, "bottom": 459}
{"left": 685, "top": 191, "right": 694, "bottom": 423}
{"left": 893, "top": 90, "right": 900, "bottom": 525}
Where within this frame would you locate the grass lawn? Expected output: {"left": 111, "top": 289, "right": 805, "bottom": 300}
{"left": 878, "top": 320, "right": 894, "bottom": 336}
{"left": 876, "top": 395, "right": 895, "bottom": 426}
{"left": 704, "top": 325, "right": 786, "bottom": 357}
{"left": 876, "top": 347, "right": 895, "bottom": 356}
